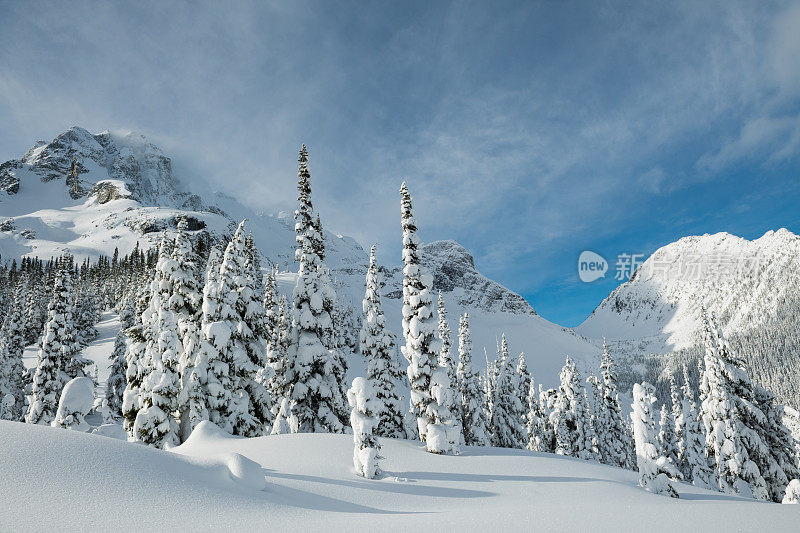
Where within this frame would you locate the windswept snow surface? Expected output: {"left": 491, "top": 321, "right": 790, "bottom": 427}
{"left": 0, "top": 421, "right": 795, "bottom": 532}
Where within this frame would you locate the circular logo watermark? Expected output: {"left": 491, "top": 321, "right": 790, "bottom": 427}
{"left": 578, "top": 250, "right": 608, "bottom": 282}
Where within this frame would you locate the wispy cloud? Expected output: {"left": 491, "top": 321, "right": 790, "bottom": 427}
{"left": 1, "top": 0, "right": 799, "bottom": 323}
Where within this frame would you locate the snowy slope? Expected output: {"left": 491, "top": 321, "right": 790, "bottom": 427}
{"left": 1, "top": 420, "right": 794, "bottom": 532}
{"left": 576, "top": 229, "right": 800, "bottom": 353}
{"left": 1, "top": 127, "right": 601, "bottom": 388}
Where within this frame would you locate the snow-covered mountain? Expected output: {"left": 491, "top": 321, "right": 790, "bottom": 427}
{"left": 577, "top": 229, "right": 800, "bottom": 352}
{"left": 0, "top": 127, "right": 601, "bottom": 389}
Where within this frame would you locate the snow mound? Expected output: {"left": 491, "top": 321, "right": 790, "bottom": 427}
{"left": 172, "top": 422, "right": 265, "bottom": 491}
{"left": 181, "top": 420, "right": 241, "bottom": 447}
{"left": 91, "top": 423, "right": 128, "bottom": 440}
{"left": 211, "top": 453, "right": 266, "bottom": 491}
{"left": 51, "top": 377, "right": 95, "bottom": 431}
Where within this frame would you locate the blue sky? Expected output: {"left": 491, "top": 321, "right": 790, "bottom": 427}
{"left": 1, "top": 1, "right": 799, "bottom": 326}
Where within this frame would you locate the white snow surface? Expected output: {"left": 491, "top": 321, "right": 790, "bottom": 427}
{"left": 1, "top": 419, "right": 795, "bottom": 531}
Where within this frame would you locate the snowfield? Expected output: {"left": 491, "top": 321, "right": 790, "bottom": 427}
{"left": 0, "top": 420, "right": 795, "bottom": 532}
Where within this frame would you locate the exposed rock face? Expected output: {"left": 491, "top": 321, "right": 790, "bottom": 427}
{"left": 383, "top": 240, "right": 536, "bottom": 316}
{"left": 3, "top": 126, "right": 213, "bottom": 209}
{"left": 0, "top": 161, "right": 21, "bottom": 194}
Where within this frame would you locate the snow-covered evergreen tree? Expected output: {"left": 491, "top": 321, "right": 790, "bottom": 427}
{"left": 121, "top": 322, "right": 147, "bottom": 435}
{"left": 217, "top": 221, "right": 270, "bottom": 436}
{"left": 675, "top": 365, "right": 716, "bottom": 489}
{"left": 490, "top": 334, "right": 524, "bottom": 449}
{"left": 399, "top": 182, "right": 438, "bottom": 443}
{"left": 598, "top": 340, "right": 634, "bottom": 469}
{"left": 262, "top": 269, "right": 280, "bottom": 401}
{"left": 456, "top": 313, "right": 491, "bottom": 446}
{"left": 515, "top": 353, "right": 531, "bottom": 437}
{"left": 361, "top": 245, "right": 406, "bottom": 438}
{"left": 753, "top": 384, "right": 800, "bottom": 502}
{"left": 75, "top": 295, "right": 98, "bottom": 346}
{"left": 526, "top": 376, "right": 550, "bottom": 452}
{"left": 632, "top": 382, "right": 680, "bottom": 498}
{"left": 699, "top": 311, "right": 770, "bottom": 500}
{"left": 23, "top": 281, "right": 45, "bottom": 346}
{"left": 26, "top": 267, "right": 80, "bottom": 425}
{"left": 437, "top": 293, "right": 455, "bottom": 386}
{"left": 105, "top": 300, "right": 134, "bottom": 420}
{"left": 133, "top": 238, "right": 182, "bottom": 448}
{"left": 658, "top": 403, "right": 680, "bottom": 470}
{"left": 538, "top": 385, "right": 557, "bottom": 453}
{"left": 274, "top": 146, "right": 345, "bottom": 434}
{"left": 0, "top": 284, "right": 27, "bottom": 420}
{"left": 550, "top": 357, "right": 594, "bottom": 459}
{"left": 268, "top": 294, "right": 291, "bottom": 421}
{"left": 168, "top": 218, "right": 203, "bottom": 381}
{"left": 426, "top": 364, "right": 460, "bottom": 455}
{"left": 347, "top": 377, "right": 381, "bottom": 479}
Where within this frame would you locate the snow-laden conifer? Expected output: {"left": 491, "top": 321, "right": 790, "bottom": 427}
{"left": 457, "top": 313, "right": 491, "bottom": 446}
{"left": 658, "top": 403, "right": 680, "bottom": 470}
{"left": 105, "top": 300, "right": 134, "bottom": 420}
{"left": 26, "top": 267, "right": 81, "bottom": 425}
{"left": 361, "top": 245, "right": 406, "bottom": 438}
{"left": 75, "top": 295, "right": 98, "bottom": 346}
{"left": 426, "top": 364, "right": 460, "bottom": 455}
{"left": 674, "top": 365, "right": 716, "bottom": 489}
{"left": 348, "top": 377, "right": 381, "bottom": 479}
{"left": 274, "top": 146, "right": 345, "bottom": 434}
{"left": 526, "top": 376, "right": 550, "bottom": 452}
{"left": 400, "top": 182, "right": 438, "bottom": 442}
{"left": 490, "top": 334, "right": 524, "bottom": 448}
{"left": 598, "top": 340, "right": 634, "bottom": 468}
{"left": 632, "top": 382, "right": 680, "bottom": 498}
{"left": 699, "top": 311, "right": 770, "bottom": 500}
{"left": 133, "top": 237, "right": 182, "bottom": 448}
{"left": 0, "top": 284, "right": 27, "bottom": 420}
{"left": 550, "top": 357, "right": 593, "bottom": 459}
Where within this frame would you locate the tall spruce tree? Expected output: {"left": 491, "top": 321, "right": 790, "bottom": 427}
{"left": 0, "top": 283, "right": 27, "bottom": 420}
{"left": 550, "top": 357, "right": 594, "bottom": 459}
{"left": 632, "top": 382, "right": 680, "bottom": 498}
{"left": 457, "top": 313, "right": 490, "bottom": 446}
{"left": 526, "top": 376, "right": 551, "bottom": 452}
{"left": 361, "top": 245, "right": 406, "bottom": 438}
{"left": 274, "top": 146, "right": 345, "bottom": 434}
{"left": 436, "top": 293, "right": 462, "bottom": 445}
{"left": 675, "top": 364, "right": 716, "bottom": 489}
{"left": 105, "top": 300, "right": 134, "bottom": 420}
{"left": 133, "top": 237, "right": 182, "bottom": 448}
{"left": 399, "top": 182, "right": 438, "bottom": 443}
{"left": 599, "top": 340, "right": 634, "bottom": 468}
{"left": 699, "top": 311, "right": 771, "bottom": 500}
{"left": 490, "top": 334, "right": 525, "bottom": 448}
{"left": 26, "top": 267, "right": 80, "bottom": 425}
{"left": 658, "top": 403, "right": 680, "bottom": 469}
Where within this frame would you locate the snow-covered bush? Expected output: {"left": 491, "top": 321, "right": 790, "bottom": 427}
{"left": 782, "top": 479, "right": 800, "bottom": 504}
{"left": 51, "top": 377, "right": 95, "bottom": 432}
{"left": 348, "top": 377, "right": 381, "bottom": 479}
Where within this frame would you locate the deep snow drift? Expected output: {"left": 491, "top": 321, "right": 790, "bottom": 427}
{"left": 0, "top": 420, "right": 795, "bottom": 532}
